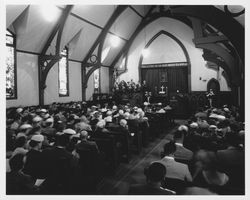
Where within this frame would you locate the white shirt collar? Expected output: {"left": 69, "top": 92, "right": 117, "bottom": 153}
{"left": 164, "top": 156, "right": 175, "bottom": 160}
{"left": 175, "top": 143, "right": 183, "bottom": 147}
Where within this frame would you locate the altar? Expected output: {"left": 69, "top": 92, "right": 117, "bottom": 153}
{"left": 151, "top": 85, "right": 169, "bottom": 105}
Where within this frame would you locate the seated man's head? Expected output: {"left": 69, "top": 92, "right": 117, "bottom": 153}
{"left": 163, "top": 141, "right": 176, "bottom": 156}
{"left": 119, "top": 119, "right": 127, "bottom": 128}
{"left": 80, "top": 130, "right": 88, "bottom": 140}
{"left": 144, "top": 162, "right": 166, "bottom": 183}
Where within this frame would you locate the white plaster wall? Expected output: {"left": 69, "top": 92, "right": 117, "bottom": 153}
{"left": 100, "top": 67, "right": 109, "bottom": 93}
{"left": 44, "top": 61, "right": 82, "bottom": 105}
{"left": 6, "top": 52, "right": 39, "bottom": 108}
{"left": 120, "top": 17, "right": 230, "bottom": 91}
{"left": 142, "top": 34, "right": 186, "bottom": 64}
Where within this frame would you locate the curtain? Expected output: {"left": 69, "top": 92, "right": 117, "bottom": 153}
{"left": 141, "top": 66, "right": 188, "bottom": 94}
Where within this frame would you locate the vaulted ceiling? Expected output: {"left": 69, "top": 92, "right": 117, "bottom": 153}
{"left": 6, "top": 5, "right": 245, "bottom": 67}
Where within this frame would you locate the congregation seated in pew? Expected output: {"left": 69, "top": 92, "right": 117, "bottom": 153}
{"left": 5, "top": 100, "right": 244, "bottom": 195}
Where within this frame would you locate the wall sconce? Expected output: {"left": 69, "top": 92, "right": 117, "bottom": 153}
{"left": 199, "top": 77, "right": 207, "bottom": 82}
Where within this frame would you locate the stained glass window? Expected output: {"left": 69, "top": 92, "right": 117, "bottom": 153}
{"left": 94, "top": 69, "right": 100, "bottom": 93}
{"left": 6, "top": 30, "right": 17, "bottom": 99}
{"left": 58, "top": 47, "right": 69, "bottom": 96}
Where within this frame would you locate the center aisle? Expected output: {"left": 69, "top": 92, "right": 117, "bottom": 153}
{"left": 96, "top": 120, "right": 186, "bottom": 195}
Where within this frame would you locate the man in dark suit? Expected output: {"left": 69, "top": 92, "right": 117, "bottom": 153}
{"left": 74, "top": 130, "right": 101, "bottom": 194}
{"left": 23, "top": 135, "right": 45, "bottom": 180}
{"left": 106, "top": 119, "right": 130, "bottom": 162}
{"left": 6, "top": 154, "right": 36, "bottom": 194}
{"left": 216, "top": 132, "right": 244, "bottom": 190}
{"left": 173, "top": 130, "right": 193, "bottom": 163}
{"left": 75, "top": 130, "right": 99, "bottom": 155}
{"left": 40, "top": 134, "right": 78, "bottom": 194}
{"left": 128, "top": 162, "right": 175, "bottom": 195}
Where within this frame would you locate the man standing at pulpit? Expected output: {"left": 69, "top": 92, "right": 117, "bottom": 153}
{"left": 206, "top": 89, "right": 215, "bottom": 107}
{"left": 142, "top": 80, "right": 149, "bottom": 102}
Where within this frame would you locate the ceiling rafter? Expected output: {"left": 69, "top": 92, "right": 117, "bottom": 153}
{"left": 111, "top": 5, "right": 244, "bottom": 77}
{"left": 81, "top": 5, "right": 128, "bottom": 65}
{"left": 169, "top": 5, "right": 244, "bottom": 63}
{"left": 205, "top": 24, "right": 238, "bottom": 59}
{"left": 190, "top": 17, "right": 239, "bottom": 86}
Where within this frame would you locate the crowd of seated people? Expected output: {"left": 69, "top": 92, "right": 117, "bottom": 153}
{"left": 6, "top": 101, "right": 244, "bottom": 195}
{"left": 141, "top": 105, "right": 245, "bottom": 195}
{"left": 6, "top": 101, "right": 153, "bottom": 194}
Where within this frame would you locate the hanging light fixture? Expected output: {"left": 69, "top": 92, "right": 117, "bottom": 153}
{"left": 40, "top": 4, "right": 60, "bottom": 22}
{"left": 141, "top": 5, "right": 150, "bottom": 58}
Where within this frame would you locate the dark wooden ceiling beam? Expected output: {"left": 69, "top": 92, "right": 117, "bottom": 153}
{"left": 202, "top": 50, "right": 232, "bottom": 87}
{"left": 194, "top": 35, "right": 228, "bottom": 44}
{"left": 170, "top": 5, "right": 244, "bottom": 63}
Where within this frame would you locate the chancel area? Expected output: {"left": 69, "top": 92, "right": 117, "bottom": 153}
{"left": 5, "top": 4, "right": 245, "bottom": 195}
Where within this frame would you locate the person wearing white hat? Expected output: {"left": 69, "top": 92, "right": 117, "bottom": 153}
{"left": 63, "top": 128, "right": 76, "bottom": 135}
{"left": 19, "top": 124, "right": 33, "bottom": 130}
{"left": 19, "top": 124, "right": 33, "bottom": 135}
{"left": 190, "top": 122, "right": 198, "bottom": 129}
{"left": 216, "top": 115, "right": 226, "bottom": 121}
{"left": 124, "top": 112, "right": 130, "bottom": 120}
{"left": 10, "top": 115, "right": 22, "bottom": 131}
{"left": 16, "top": 107, "right": 23, "bottom": 114}
{"left": 43, "top": 113, "right": 50, "bottom": 120}
{"left": 178, "top": 125, "right": 189, "bottom": 133}
{"left": 32, "top": 116, "right": 42, "bottom": 128}
{"left": 39, "top": 109, "right": 47, "bottom": 119}
{"left": 16, "top": 132, "right": 27, "bottom": 139}
{"left": 104, "top": 115, "right": 113, "bottom": 123}
{"left": 209, "top": 125, "right": 217, "bottom": 130}
{"left": 75, "top": 121, "right": 92, "bottom": 133}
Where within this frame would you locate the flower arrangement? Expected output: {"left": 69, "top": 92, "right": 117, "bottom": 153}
{"left": 113, "top": 80, "right": 141, "bottom": 94}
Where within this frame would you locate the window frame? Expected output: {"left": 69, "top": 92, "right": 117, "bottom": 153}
{"left": 93, "top": 68, "right": 100, "bottom": 93}
{"left": 58, "top": 46, "right": 69, "bottom": 97}
{"left": 6, "top": 29, "right": 17, "bottom": 100}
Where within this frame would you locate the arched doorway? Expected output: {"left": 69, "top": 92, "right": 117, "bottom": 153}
{"left": 138, "top": 30, "right": 191, "bottom": 97}
{"left": 207, "top": 78, "right": 220, "bottom": 94}
{"left": 207, "top": 78, "right": 220, "bottom": 107}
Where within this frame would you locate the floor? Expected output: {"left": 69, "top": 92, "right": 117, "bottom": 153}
{"left": 96, "top": 120, "right": 186, "bottom": 195}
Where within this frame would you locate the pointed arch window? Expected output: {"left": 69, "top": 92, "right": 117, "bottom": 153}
{"left": 93, "top": 69, "right": 100, "bottom": 93}
{"left": 58, "top": 47, "right": 69, "bottom": 96}
{"left": 6, "top": 30, "right": 17, "bottom": 99}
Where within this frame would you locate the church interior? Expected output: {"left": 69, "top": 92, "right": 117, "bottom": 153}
{"left": 4, "top": 4, "right": 246, "bottom": 196}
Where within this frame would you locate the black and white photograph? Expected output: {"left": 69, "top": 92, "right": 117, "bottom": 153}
{"left": 1, "top": 0, "right": 248, "bottom": 198}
